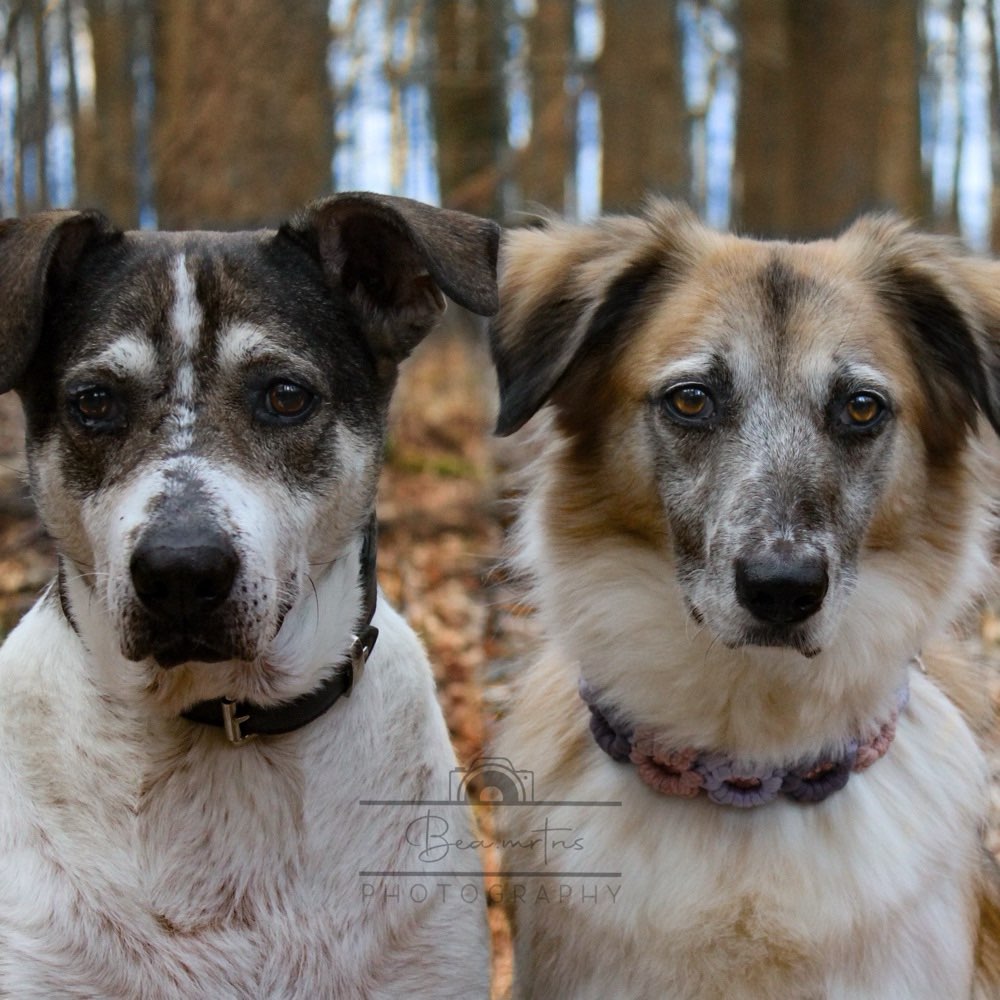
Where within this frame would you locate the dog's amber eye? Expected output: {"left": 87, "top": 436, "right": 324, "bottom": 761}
{"left": 662, "top": 384, "right": 716, "bottom": 424}
{"left": 840, "top": 392, "right": 886, "bottom": 429}
{"left": 265, "top": 382, "right": 315, "bottom": 419}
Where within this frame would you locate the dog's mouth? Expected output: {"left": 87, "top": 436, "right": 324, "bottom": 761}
{"left": 730, "top": 624, "right": 821, "bottom": 659}
{"left": 124, "top": 579, "right": 298, "bottom": 669}
{"left": 148, "top": 636, "right": 235, "bottom": 669}
{"left": 685, "top": 600, "right": 822, "bottom": 657}
{"left": 125, "top": 592, "right": 296, "bottom": 670}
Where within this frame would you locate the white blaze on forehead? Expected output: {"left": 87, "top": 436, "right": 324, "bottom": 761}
{"left": 168, "top": 254, "right": 201, "bottom": 449}
{"left": 170, "top": 254, "right": 202, "bottom": 353}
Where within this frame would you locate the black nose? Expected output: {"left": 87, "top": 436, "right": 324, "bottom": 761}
{"left": 130, "top": 526, "right": 239, "bottom": 623}
{"left": 734, "top": 549, "right": 829, "bottom": 625}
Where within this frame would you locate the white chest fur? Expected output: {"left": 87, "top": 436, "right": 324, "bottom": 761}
{"left": 0, "top": 599, "right": 490, "bottom": 999}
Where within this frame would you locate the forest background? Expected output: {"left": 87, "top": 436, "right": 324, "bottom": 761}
{"left": 2, "top": 2, "right": 1000, "bottom": 995}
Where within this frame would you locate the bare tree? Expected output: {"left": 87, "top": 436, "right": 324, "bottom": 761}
{"left": 734, "top": 0, "right": 928, "bottom": 237}
{"left": 519, "top": 0, "right": 576, "bottom": 213}
{"left": 8, "top": 0, "right": 49, "bottom": 212}
{"left": 152, "top": 0, "right": 332, "bottom": 229}
{"left": 430, "top": 0, "right": 507, "bottom": 217}
{"left": 986, "top": 0, "right": 1000, "bottom": 249}
{"left": 76, "top": 0, "right": 140, "bottom": 225}
{"left": 599, "top": 0, "right": 688, "bottom": 212}
{"left": 30, "top": 0, "right": 48, "bottom": 207}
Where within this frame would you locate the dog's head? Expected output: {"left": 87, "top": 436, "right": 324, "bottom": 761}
{"left": 491, "top": 203, "right": 1000, "bottom": 664}
{"left": 0, "top": 195, "right": 498, "bottom": 692}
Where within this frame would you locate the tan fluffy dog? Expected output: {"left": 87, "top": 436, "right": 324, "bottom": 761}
{"left": 489, "top": 203, "right": 1000, "bottom": 999}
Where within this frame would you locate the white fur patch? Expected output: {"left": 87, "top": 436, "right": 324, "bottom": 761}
{"left": 169, "top": 254, "right": 201, "bottom": 354}
{"left": 86, "top": 334, "right": 158, "bottom": 382}
{"left": 215, "top": 323, "right": 271, "bottom": 370}
{"left": 167, "top": 254, "right": 200, "bottom": 450}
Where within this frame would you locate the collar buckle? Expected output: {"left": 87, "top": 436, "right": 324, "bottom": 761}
{"left": 221, "top": 699, "right": 258, "bottom": 747}
{"left": 346, "top": 625, "right": 379, "bottom": 696}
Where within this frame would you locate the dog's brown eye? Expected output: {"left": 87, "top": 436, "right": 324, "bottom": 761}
{"left": 662, "top": 384, "right": 716, "bottom": 424}
{"left": 69, "top": 387, "right": 124, "bottom": 430}
{"left": 841, "top": 392, "right": 886, "bottom": 429}
{"left": 262, "top": 381, "right": 316, "bottom": 421}
{"left": 78, "top": 391, "right": 113, "bottom": 420}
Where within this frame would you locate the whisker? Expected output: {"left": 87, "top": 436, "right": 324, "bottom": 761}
{"left": 305, "top": 573, "right": 320, "bottom": 621}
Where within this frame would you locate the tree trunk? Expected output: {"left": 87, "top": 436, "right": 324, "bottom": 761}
{"left": 430, "top": 0, "right": 507, "bottom": 218}
{"left": 30, "top": 0, "right": 48, "bottom": 207}
{"left": 519, "top": 0, "right": 575, "bottom": 213}
{"left": 151, "top": 0, "right": 332, "bottom": 229}
{"left": 61, "top": 0, "right": 81, "bottom": 179}
{"left": 734, "top": 0, "right": 927, "bottom": 238}
{"left": 985, "top": 0, "right": 1000, "bottom": 249}
{"left": 9, "top": 0, "right": 50, "bottom": 211}
{"left": 77, "top": 0, "right": 140, "bottom": 226}
{"left": 14, "top": 35, "right": 25, "bottom": 215}
{"left": 946, "top": 0, "right": 966, "bottom": 231}
{"left": 599, "top": 0, "right": 688, "bottom": 212}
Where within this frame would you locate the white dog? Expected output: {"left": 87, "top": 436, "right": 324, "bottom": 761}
{"left": 0, "top": 193, "right": 498, "bottom": 997}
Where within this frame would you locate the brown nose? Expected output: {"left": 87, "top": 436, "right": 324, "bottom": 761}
{"left": 734, "top": 551, "right": 829, "bottom": 625}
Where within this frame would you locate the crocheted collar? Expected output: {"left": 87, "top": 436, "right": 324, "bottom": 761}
{"left": 579, "top": 674, "right": 911, "bottom": 808}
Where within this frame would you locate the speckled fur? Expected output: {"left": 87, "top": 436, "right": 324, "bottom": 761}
{"left": 0, "top": 195, "right": 499, "bottom": 998}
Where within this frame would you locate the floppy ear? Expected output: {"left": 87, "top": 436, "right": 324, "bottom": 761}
{"left": 854, "top": 215, "right": 1000, "bottom": 459}
{"left": 281, "top": 192, "right": 500, "bottom": 366}
{"left": 489, "top": 203, "right": 693, "bottom": 436}
{"left": 0, "top": 209, "right": 118, "bottom": 394}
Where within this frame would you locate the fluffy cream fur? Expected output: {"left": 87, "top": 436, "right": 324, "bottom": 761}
{"left": 490, "top": 204, "right": 1000, "bottom": 999}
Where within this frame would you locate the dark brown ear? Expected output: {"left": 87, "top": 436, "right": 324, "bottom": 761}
{"left": 0, "top": 209, "right": 118, "bottom": 394}
{"left": 489, "top": 203, "right": 694, "bottom": 436}
{"left": 281, "top": 192, "right": 500, "bottom": 365}
{"left": 851, "top": 215, "right": 1000, "bottom": 458}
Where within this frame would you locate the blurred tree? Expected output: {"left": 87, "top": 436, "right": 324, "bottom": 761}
{"left": 151, "top": 0, "right": 332, "bottom": 229}
{"left": 986, "top": 0, "right": 1000, "bottom": 250}
{"left": 430, "top": 0, "right": 507, "bottom": 217}
{"left": 734, "top": 0, "right": 928, "bottom": 238}
{"left": 519, "top": 0, "right": 576, "bottom": 213}
{"left": 76, "top": 0, "right": 140, "bottom": 226}
{"left": 29, "top": 0, "right": 48, "bottom": 207}
{"left": 8, "top": 0, "right": 50, "bottom": 213}
{"left": 599, "top": 0, "right": 688, "bottom": 212}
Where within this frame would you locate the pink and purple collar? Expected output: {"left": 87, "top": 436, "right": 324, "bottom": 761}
{"left": 579, "top": 677, "right": 910, "bottom": 808}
